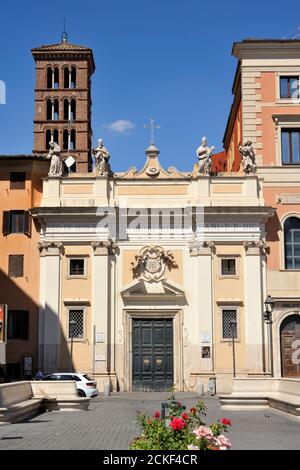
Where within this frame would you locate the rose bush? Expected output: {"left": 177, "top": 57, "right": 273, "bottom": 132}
{"left": 130, "top": 393, "right": 232, "bottom": 450}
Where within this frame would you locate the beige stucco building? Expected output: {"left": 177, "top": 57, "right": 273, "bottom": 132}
{"left": 32, "top": 145, "right": 274, "bottom": 393}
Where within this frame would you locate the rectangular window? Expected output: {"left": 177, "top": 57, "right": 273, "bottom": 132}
{"left": 68, "top": 309, "right": 84, "bottom": 340}
{"left": 2, "top": 211, "right": 31, "bottom": 236}
{"left": 280, "top": 76, "right": 299, "bottom": 99}
{"left": 69, "top": 258, "right": 85, "bottom": 276}
{"left": 8, "top": 310, "right": 29, "bottom": 340}
{"left": 8, "top": 255, "right": 24, "bottom": 277}
{"left": 221, "top": 258, "right": 236, "bottom": 276}
{"left": 281, "top": 129, "right": 300, "bottom": 164}
{"left": 11, "top": 211, "right": 26, "bottom": 233}
{"left": 222, "top": 309, "right": 237, "bottom": 340}
{"left": 10, "top": 172, "right": 26, "bottom": 190}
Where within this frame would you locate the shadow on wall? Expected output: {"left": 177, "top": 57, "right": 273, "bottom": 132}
{"left": 265, "top": 213, "right": 280, "bottom": 243}
{"left": 0, "top": 268, "right": 72, "bottom": 380}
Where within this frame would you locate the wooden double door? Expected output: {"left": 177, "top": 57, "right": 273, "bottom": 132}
{"left": 132, "top": 319, "right": 173, "bottom": 391}
{"left": 281, "top": 315, "right": 300, "bottom": 377}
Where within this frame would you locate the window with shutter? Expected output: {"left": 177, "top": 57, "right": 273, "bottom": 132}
{"left": 24, "top": 211, "right": 31, "bottom": 237}
{"left": 10, "top": 172, "right": 26, "bottom": 190}
{"left": 8, "top": 255, "right": 24, "bottom": 277}
{"left": 2, "top": 211, "right": 10, "bottom": 235}
{"left": 10, "top": 211, "right": 25, "bottom": 233}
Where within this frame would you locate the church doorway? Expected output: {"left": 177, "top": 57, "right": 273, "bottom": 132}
{"left": 132, "top": 319, "right": 173, "bottom": 391}
{"left": 280, "top": 314, "right": 300, "bottom": 377}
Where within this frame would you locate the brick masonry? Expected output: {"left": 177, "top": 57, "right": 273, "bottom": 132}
{"left": 32, "top": 44, "right": 95, "bottom": 172}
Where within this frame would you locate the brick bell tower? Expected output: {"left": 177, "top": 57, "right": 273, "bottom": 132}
{"left": 31, "top": 34, "right": 95, "bottom": 172}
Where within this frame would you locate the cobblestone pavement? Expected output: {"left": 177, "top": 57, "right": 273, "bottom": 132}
{"left": 0, "top": 393, "right": 299, "bottom": 450}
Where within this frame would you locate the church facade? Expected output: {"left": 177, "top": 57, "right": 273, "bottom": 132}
{"left": 1, "top": 37, "right": 300, "bottom": 392}
{"left": 32, "top": 143, "right": 273, "bottom": 393}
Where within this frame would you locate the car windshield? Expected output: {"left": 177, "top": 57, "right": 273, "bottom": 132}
{"left": 83, "top": 374, "right": 93, "bottom": 381}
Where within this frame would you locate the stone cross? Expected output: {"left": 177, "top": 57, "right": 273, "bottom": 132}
{"left": 143, "top": 118, "right": 160, "bottom": 145}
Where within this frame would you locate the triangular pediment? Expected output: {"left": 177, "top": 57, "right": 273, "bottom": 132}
{"left": 121, "top": 278, "right": 186, "bottom": 304}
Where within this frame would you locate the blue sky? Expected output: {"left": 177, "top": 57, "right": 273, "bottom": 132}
{"left": 0, "top": 0, "right": 299, "bottom": 171}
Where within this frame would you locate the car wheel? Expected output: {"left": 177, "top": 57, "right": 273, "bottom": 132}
{"left": 77, "top": 389, "right": 86, "bottom": 397}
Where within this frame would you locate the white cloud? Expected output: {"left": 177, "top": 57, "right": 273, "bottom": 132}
{"left": 104, "top": 119, "right": 136, "bottom": 134}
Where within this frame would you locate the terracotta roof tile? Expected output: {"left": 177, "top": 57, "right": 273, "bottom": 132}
{"left": 32, "top": 41, "right": 92, "bottom": 52}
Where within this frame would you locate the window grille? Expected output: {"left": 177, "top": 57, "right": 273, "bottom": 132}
{"left": 68, "top": 310, "right": 84, "bottom": 339}
{"left": 222, "top": 310, "right": 237, "bottom": 339}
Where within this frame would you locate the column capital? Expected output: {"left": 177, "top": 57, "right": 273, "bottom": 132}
{"left": 243, "top": 240, "right": 268, "bottom": 256}
{"left": 189, "top": 241, "right": 215, "bottom": 257}
{"left": 91, "top": 240, "right": 117, "bottom": 256}
{"left": 38, "top": 241, "right": 63, "bottom": 256}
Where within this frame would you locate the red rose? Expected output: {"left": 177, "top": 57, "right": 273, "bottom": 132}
{"left": 220, "top": 418, "right": 231, "bottom": 426}
{"left": 154, "top": 411, "right": 161, "bottom": 419}
{"left": 181, "top": 413, "right": 189, "bottom": 420}
{"left": 170, "top": 417, "right": 186, "bottom": 431}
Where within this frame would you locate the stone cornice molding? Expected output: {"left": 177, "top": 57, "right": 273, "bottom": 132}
{"left": 38, "top": 241, "right": 64, "bottom": 256}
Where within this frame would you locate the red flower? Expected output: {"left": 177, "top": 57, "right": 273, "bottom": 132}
{"left": 181, "top": 413, "right": 189, "bottom": 420}
{"left": 169, "top": 417, "right": 186, "bottom": 431}
{"left": 190, "top": 407, "right": 197, "bottom": 414}
{"left": 220, "top": 418, "right": 231, "bottom": 426}
{"left": 154, "top": 411, "right": 161, "bottom": 419}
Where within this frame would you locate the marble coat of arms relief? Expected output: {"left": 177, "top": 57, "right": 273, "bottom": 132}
{"left": 131, "top": 245, "right": 178, "bottom": 282}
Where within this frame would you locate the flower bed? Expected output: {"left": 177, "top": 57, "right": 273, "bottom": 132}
{"left": 130, "top": 394, "right": 232, "bottom": 450}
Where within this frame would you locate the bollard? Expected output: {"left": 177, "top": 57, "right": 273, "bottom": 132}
{"left": 104, "top": 382, "right": 110, "bottom": 397}
{"left": 207, "top": 377, "right": 216, "bottom": 396}
{"left": 161, "top": 402, "right": 168, "bottom": 421}
{"left": 196, "top": 381, "right": 204, "bottom": 397}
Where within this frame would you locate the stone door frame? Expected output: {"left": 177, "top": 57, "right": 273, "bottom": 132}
{"left": 123, "top": 308, "right": 184, "bottom": 391}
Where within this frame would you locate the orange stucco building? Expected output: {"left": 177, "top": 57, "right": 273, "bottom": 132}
{"left": 0, "top": 156, "right": 48, "bottom": 378}
{"left": 224, "top": 39, "right": 300, "bottom": 378}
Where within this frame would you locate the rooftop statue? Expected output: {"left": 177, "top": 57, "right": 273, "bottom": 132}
{"left": 47, "top": 141, "right": 63, "bottom": 177}
{"left": 92, "top": 138, "right": 113, "bottom": 176}
{"left": 196, "top": 136, "right": 215, "bottom": 175}
{"left": 238, "top": 141, "right": 257, "bottom": 174}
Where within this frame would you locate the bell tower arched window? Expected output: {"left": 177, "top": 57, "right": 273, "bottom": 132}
{"left": 70, "top": 99, "right": 76, "bottom": 120}
{"left": 63, "top": 67, "right": 76, "bottom": 88}
{"left": 63, "top": 129, "right": 69, "bottom": 150}
{"left": 46, "top": 99, "right": 59, "bottom": 120}
{"left": 46, "top": 130, "right": 51, "bottom": 149}
{"left": 284, "top": 216, "right": 300, "bottom": 269}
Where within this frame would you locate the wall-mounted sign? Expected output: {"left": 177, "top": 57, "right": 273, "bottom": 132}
{"left": 96, "top": 333, "right": 105, "bottom": 343}
{"left": 23, "top": 356, "right": 33, "bottom": 376}
{"left": 201, "top": 331, "right": 211, "bottom": 344}
{"left": 95, "top": 354, "right": 106, "bottom": 362}
{"left": 201, "top": 346, "right": 211, "bottom": 359}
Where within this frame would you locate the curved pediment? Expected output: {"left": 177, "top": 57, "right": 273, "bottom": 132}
{"left": 115, "top": 145, "right": 190, "bottom": 180}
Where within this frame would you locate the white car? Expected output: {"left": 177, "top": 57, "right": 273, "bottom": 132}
{"left": 42, "top": 373, "right": 98, "bottom": 398}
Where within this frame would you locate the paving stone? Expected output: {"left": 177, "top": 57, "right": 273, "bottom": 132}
{"left": 0, "top": 393, "right": 299, "bottom": 450}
